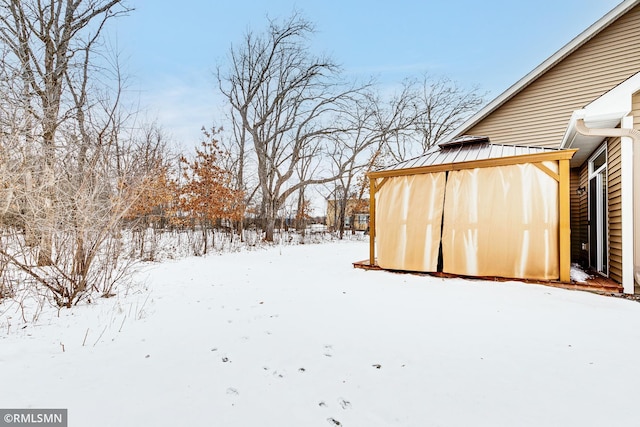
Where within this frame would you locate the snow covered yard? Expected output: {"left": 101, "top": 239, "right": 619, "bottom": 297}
{"left": 1, "top": 240, "right": 640, "bottom": 427}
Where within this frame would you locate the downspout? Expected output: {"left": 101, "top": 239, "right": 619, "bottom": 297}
{"left": 575, "top": 118, "right": 640, "bottom": 294}
{"left": 575, "top": 118, "right": 640, "bottom": 144}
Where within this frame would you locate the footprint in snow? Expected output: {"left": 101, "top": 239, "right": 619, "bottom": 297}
{"left": 324, "top": 345, "right": 333, "bottom": 357}
{"left": 226, "top": 387, "right": 239, "bottom": 395}
{"left": 327, "top": 418, "right": 341, "bottom": 426}
{"left": 338, "top": 398, "right": 351, "bottom": 409}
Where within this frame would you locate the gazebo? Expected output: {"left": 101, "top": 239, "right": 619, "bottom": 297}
{"left": 365, "top": 136, "right": 577, "bottom": 282}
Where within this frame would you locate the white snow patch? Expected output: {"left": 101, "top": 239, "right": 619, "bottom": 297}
{"left": 1, "top": 241, "right": 639, "bottom": 426}
{"left": 571, "top": 263, "right": 593, "bottom": 283}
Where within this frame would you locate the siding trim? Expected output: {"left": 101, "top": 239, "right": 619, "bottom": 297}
{"left": 621, "top": 116, "right": 635, "bottom": 293}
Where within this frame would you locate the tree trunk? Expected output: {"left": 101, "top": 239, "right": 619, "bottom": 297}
{"left": 37, "top": 159, "right": 55, "bottom": 266}
{"left": 296, "top": 188, "right": 305, "bottom": 231}
{"left": 338, "top": 199, "right": 346, "bottom": 240}
{"left": 265, "top": 214, "right": 275, "bottom": 242}
{"left": 202, "top": 223, "right": 208, "bottom": 255}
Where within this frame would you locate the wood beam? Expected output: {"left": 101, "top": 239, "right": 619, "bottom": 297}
{"left": 369, "top": 177, "right": 376, "bottom": 267}
{"left": 368, "top": 149, "right": 578, "bottom": 179}
{"left": 376, "top": 176, "right": 390, "bottom": 191}
{"left": 533, "top": 162, "right": 560, "bottom": 182}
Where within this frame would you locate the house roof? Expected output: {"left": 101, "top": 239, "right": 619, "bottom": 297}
{"left": 369, "top": 139, "right": 576, "bottom": 178}
{"left": 561, "top": 70, "right": 640, "bottom": 166}
{"left": 441, "top": 0, "right": 640, "bottom": 144}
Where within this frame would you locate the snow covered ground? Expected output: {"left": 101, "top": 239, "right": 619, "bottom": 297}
{"left": 2, "top": 240, "right": 640, "bottom": 427}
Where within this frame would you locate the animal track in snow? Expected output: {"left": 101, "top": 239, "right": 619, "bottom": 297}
{"left": 338, "top": 398, "right": 351, "bottom": 409}
{"left": 323, "top": 344, "right": 334, "bottom": 357}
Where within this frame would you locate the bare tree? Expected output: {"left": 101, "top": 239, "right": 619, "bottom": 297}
{"left": 385, "top": 74, "right": 485, "bottom": 162}
{"left": 122, "top": 122, "right": 177, "bottom": 259}
{"left": 417, "top": 74, "right": 485, "bottom": 149}
{"left": 327, "top": 85, "right": 417, "bottom": 238}
{"left": 0, "top": 0, "right": 141, "bottom": 307}
{"left": 0, "top": 89, "right": 149, "bottom": 307}
{"left": 218, "top": 13, "right": 369, "bottom": 241}
{"left": 0, "top": 0, "right": 132, "bottom": 265}
{"left": 218, "top": 118, "right": 259, "bottom": 241}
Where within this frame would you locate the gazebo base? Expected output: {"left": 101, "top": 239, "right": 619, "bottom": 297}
{"left": 352, "top": 260, "right": 623, "bottom": 294}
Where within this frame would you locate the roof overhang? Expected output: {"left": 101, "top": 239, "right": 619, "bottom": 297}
{"left": 440, "top": 0, "right": 640, "bottom": 145}
{"left": 561, "top": 71, "right": 640, "bottom": 167}
{"left": 368, "top": 149, "right": 577, "bottom": 179}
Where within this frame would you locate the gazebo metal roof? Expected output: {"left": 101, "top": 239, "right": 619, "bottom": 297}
{"left": 377, "top": 136, "right": 563, "bottom": 175}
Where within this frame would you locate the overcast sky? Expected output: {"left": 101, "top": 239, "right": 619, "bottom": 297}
{"left": 108, "top": 0, "right": 623, "bottom": 147}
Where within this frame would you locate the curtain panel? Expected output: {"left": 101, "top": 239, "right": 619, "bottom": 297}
{"left": 441, "top": 162, "right": 559, "bottom": 280}
{"left": 375, "top": 173, "right": 446, "bottom": 272}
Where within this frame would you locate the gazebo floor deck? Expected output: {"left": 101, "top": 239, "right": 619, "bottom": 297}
{"left": 352, "top": 260, "right": 624, "bottom": 295}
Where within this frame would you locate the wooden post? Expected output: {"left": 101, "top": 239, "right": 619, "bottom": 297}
{"left": 369, "top": 177, "right": 376, "bottom": 266}
{"left": 559, "top": 159, "right": 571, "bottom": 282}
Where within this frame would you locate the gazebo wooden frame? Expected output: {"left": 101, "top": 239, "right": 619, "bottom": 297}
{"left": 367, "top": 149, "right": 578, "bottom": 282}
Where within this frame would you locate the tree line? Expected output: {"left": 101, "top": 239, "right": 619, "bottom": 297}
{"left": 0, "top": 1, "right": 483, "bottom": 308}
{"left": 216, "top": 13, "right": 484, "bottom": 241}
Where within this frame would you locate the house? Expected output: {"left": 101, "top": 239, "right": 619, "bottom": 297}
{"left": 326, "top": 198, "right": 369, "bottom": 232}
{"left": 366, "top": 0, "right": 640, "bottom": 294}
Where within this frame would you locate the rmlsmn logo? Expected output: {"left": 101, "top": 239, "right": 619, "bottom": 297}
{"left": 0, "top": 409, "right": 67, "bottom": 427}
{"left": 9, "top": 413, "right": 63, "bottom": 423}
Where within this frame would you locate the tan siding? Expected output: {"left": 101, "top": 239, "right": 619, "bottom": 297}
{"left": 570, "top": 169, "right": 583, "bottom": 263}
{"left": 571, "top": 165, "right": 589, "bottom": 267}
{"left": 466, "top": 5, "right": 640, "bottom": 148}
{"left": 608, "top": 137, "right": 622, "bottom": 283}
{"left": 580, "top": 164, "right": 589, "bottom": 266}
{"left": 634, "top": 92, "right": 640, "bottom": 130}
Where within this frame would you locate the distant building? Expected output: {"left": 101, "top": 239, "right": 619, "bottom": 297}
{"left": 326, "top": 198, "right": 369, "bottom": 231}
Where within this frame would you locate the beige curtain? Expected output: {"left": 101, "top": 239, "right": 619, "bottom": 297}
{"left": 441, "top": 162, "right": 559, "bottom": 280}
{"left": 376, "top": 173, "right": 446, "bottom": 272}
